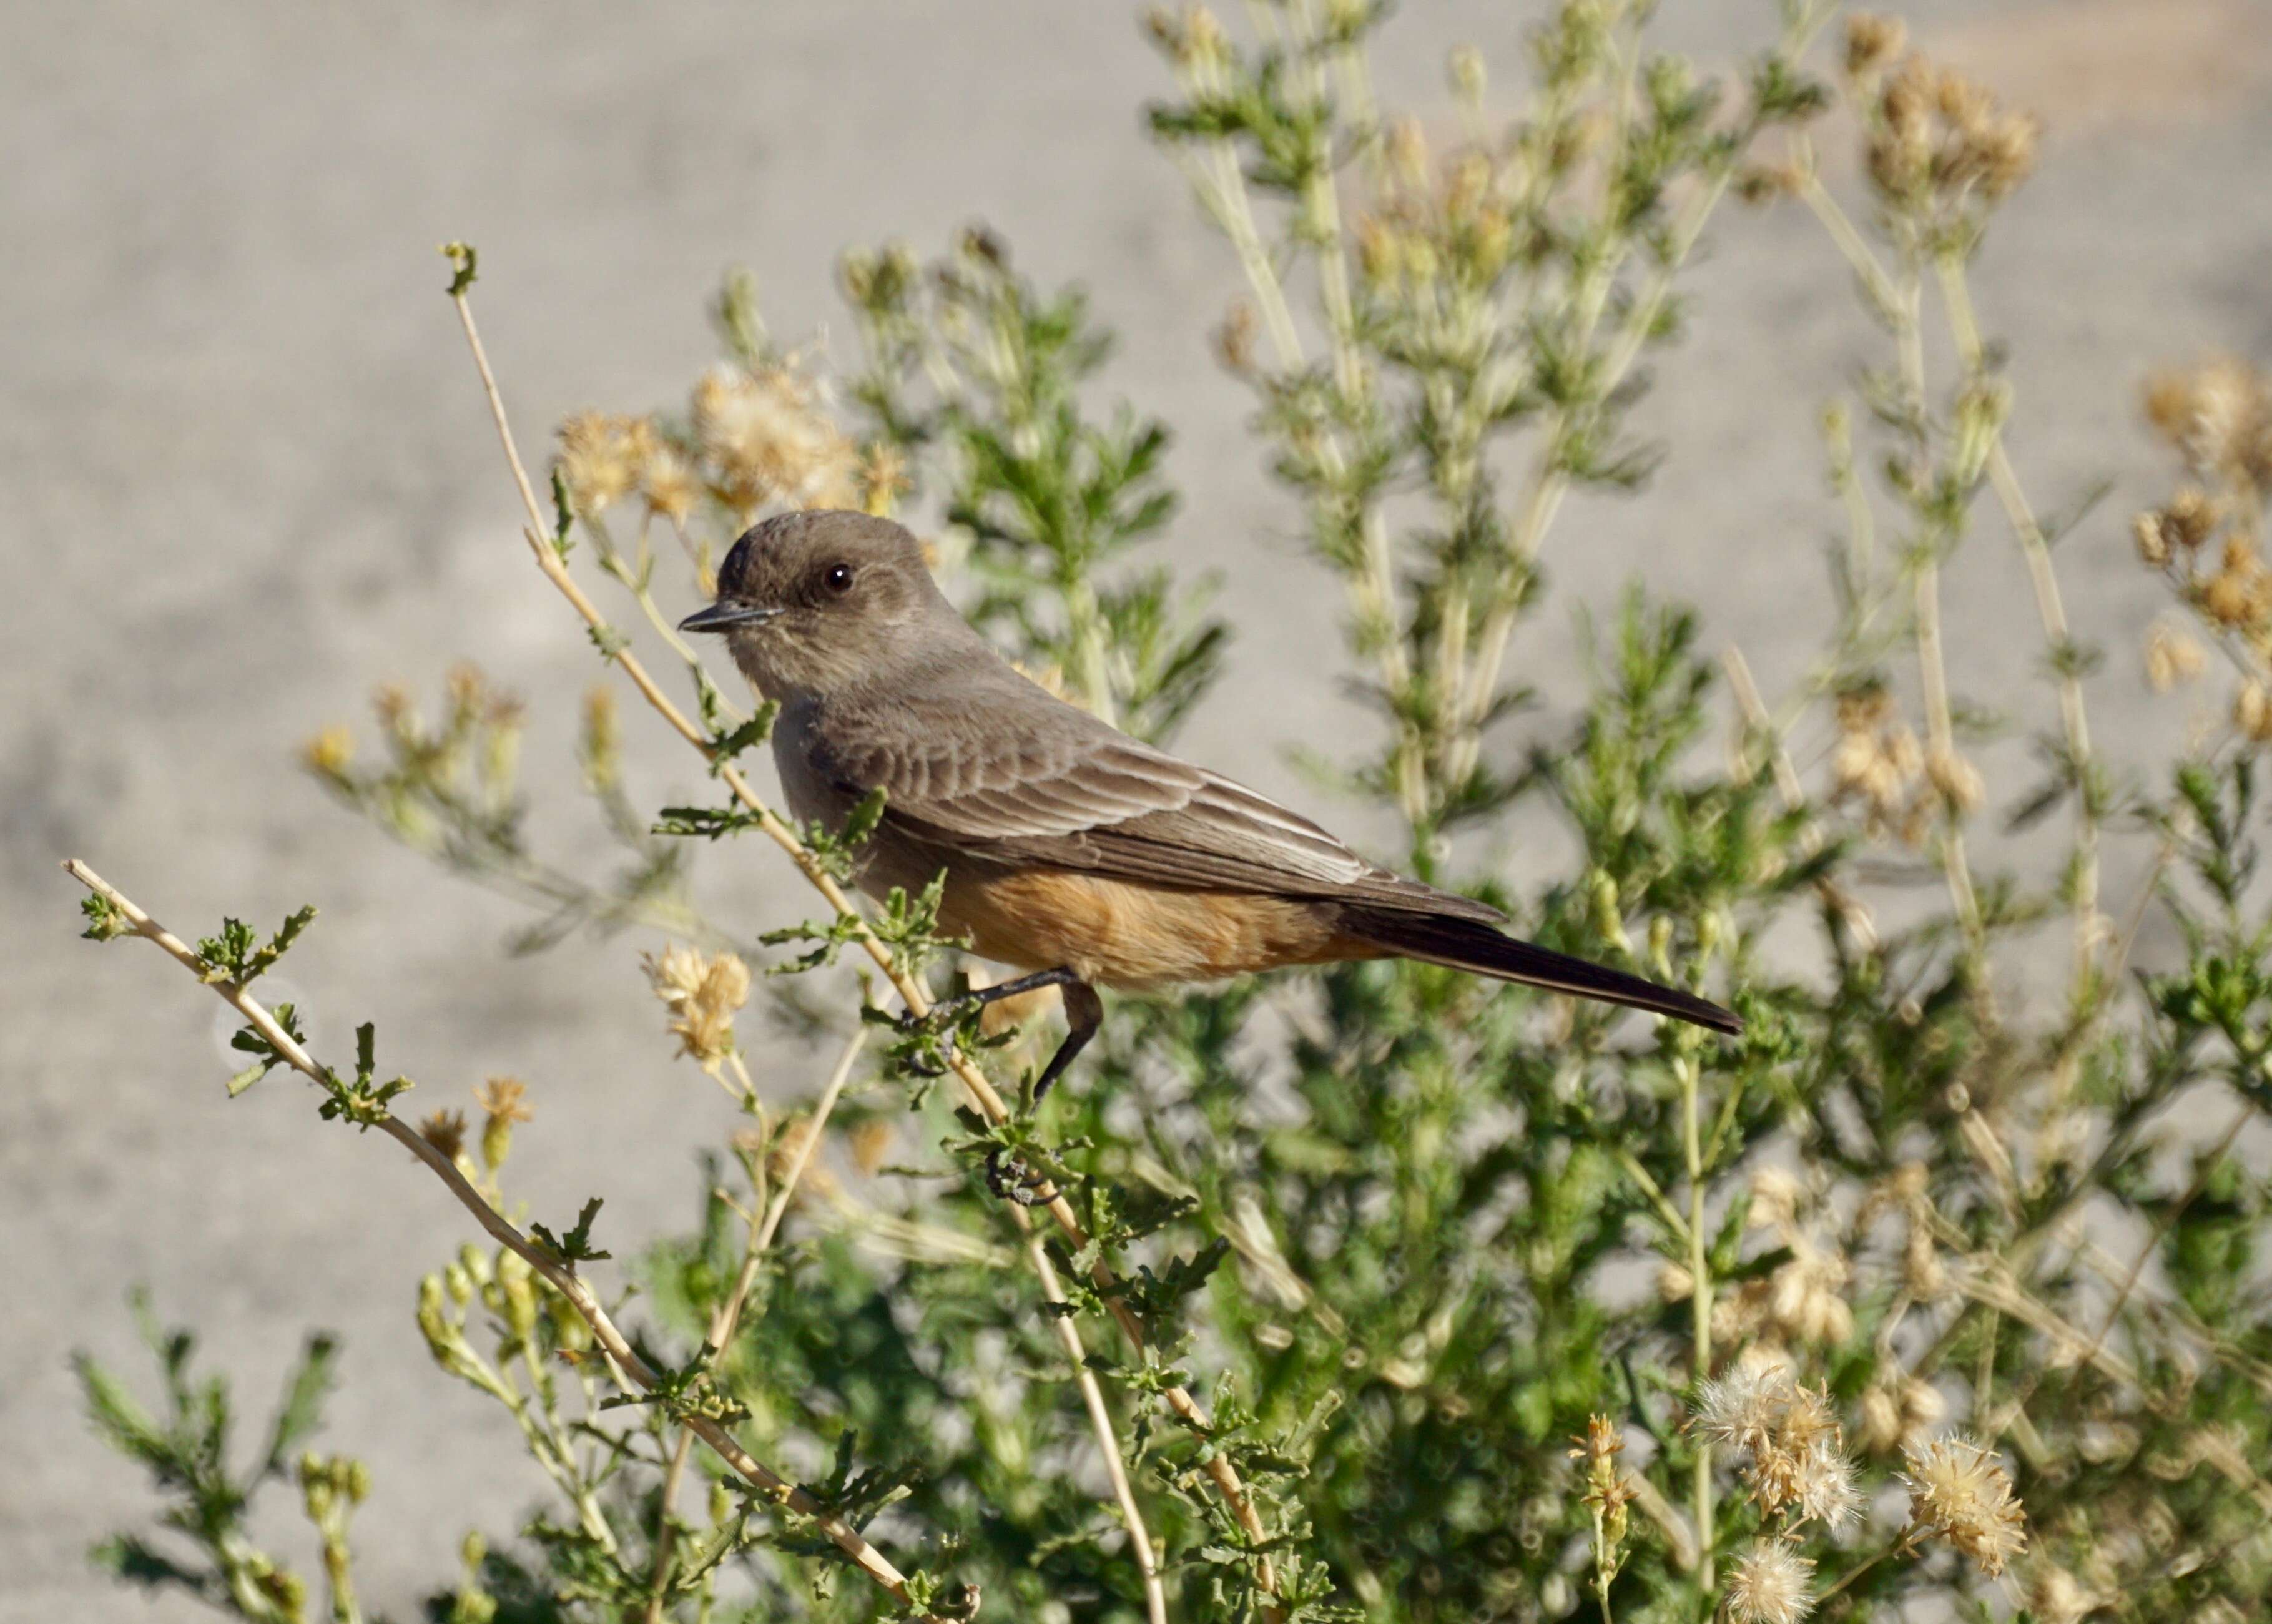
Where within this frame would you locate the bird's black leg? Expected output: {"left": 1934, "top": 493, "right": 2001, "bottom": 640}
{"left": 897, "top": 966, "right": 1086, "bottom": 1077}
{"left": 976, "top": 978, "right": 1102, "bottom": 1206}
{"left": 1028, "top": 980, "right": 1101, "bottom": 1105}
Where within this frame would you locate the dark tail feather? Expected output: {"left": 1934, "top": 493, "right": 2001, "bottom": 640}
{"left": 1340, "top": 905, "right": 1743, "bottom": 1036}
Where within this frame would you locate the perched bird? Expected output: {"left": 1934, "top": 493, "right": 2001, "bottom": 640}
{"left": 682, "top": 511, "right": 1739, "bottom": 1103}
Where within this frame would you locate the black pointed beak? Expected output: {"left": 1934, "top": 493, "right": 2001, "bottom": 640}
{"left": 679, "top": 601, "right": 781, "bottom": 634}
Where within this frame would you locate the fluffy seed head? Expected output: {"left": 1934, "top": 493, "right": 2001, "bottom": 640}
{"left": 1726, "top": 1541, "right": 1816, "bottom": 1624}
{"left": 642, "top": 943, "right": 752, "bottom": 1073}
{"left": 1902, "top": 1434, "right": 2028, "bottom": 1575}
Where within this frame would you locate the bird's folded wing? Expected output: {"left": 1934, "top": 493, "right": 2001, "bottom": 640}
{"left": 814, "top": 702, "right": 1502, "bottom": 922}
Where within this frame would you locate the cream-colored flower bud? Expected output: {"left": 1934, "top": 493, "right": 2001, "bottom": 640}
{"left": 1657, "top": 1261, "right": 1694, "bottom": 1302}
{"left": 1447, "top": 43, "right": 1485, "bottom": 104}
{"left": 1843, "top": 13, "right": 1906, "bottom": 77}
{"left": 496, "top": 1248, "right": 539, "bottom": 1342}
{"left": 2133, "top": 511, "right": 2171, "bottom": 567}
{"left": 1925, "top": 746, "right": 1985, "bottom": 815}
{"left": 2236, "top": 681, "right": 2272, "bottom": 742}
{"left": 2145, "top": 624, "right": 2205, "bottom": 692}
{"left": 1749, "top": 1165, "right": 1804, "bottom": 1233}
{"left": 1386, "top": 116, "right": 1429, "bottom": 189}
{"left": 1861, "top": 1385, "right": 1902, "bottom": 1452}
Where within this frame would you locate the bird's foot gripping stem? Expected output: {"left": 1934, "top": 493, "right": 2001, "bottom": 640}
{"left": 982, "top": 1149, "right": 1056, "bottom": 1206}
{"left": 892, "top": 968, "right": 1099, "bottom": 1097}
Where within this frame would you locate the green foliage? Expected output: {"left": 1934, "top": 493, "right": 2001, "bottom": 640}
{"left": 76, "top": 1293, "right": 348, "bottom": 1624}
{"left": 79, "top": 890, "right": 131, "bottom": 940}
{"left": 195, "top": 908, "right": 318, "bottom": 987}
{"left": 303, "top": 664, "right": 713, "bottom": 958}
{"left": 313, "top": 1022, "right": 416, "bottom": 1129}
{"left": 844, "top": 230, "right": 1227, "bottom": 742}
{"left": 529, "top": 1198, "right": 613, "bottom": 1269}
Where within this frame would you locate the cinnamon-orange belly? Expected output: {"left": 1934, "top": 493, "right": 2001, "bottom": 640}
{"left": 935, "top": 865, "right": 1371, "bottom": 990}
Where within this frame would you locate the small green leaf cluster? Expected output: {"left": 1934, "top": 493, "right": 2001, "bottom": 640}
{"left": 74, "top": 1294, "right": 347, "bottom": 1624}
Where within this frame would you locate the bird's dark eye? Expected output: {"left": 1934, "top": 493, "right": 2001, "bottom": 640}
{"left": 824, "top": 563, "right": 855, "bottom": 594}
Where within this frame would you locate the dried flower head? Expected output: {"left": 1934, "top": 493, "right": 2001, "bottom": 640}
{"left": 1859, "top": 1379, "right": 1944, "bottom": 1455}
{"left": 2236, "top": 681, "right": 2272, "bottom": 742}
{"left": 2133, "top": 509, "right": 2172, "bottom": 568}
{"left": 1792, "top": 1437, "right": 1863, "bottom": 1530}
{"left": 2143, "top": 624, "right": 2205, "bottom": 692}
{"left": 1843, "top": 13, "right": 1905, "bottom": 79}
{"left": 468, "top": 1077, "right": 532, "bottom": 1171}
{"left": 1214, "top": 300, "right": 1259, "bottom": 375}
{"left": 555, "top": 411, "right": 644, "bottom": 515}
{"left": 473, "top": 1076, "right": 532, "bottom": 1124}
{"left": 420, "top": 1109, "right": 469, "bottom": 1164}
{"left": 2025, "top": 1563, "right": 2102, "bottom": 1624}
{"left": 691, "top": 362, "right": 860, "bottom": 520}
{"left": 1694, "top": 1362, "right": 1858, "bottom": 1526}
{"left": 857, "top": 442, "right": 910, "bottom": 518}
{"left": 1748, "top": 1164, "right": 1806, "bottom": 1234}
{"left": 1694, "top": 1364, "right": 1791, "bottom": 1459}
{"left": 300, "top": 723, "right": 355, "bottom": 782}
{"left": 636, "top": 430, "right": 699, "bottom": 523}
{"left": 642, "top": 943, "right": 752, "bottom": 1073}
{"left": 2201, "top": 536, "right": 2272, "bottom": 633}
{"left": 848, "top": 1117, "right": 893, "bottom": 1177}
{"left": 2167, "top": 487, "right": 2221, "bottom": 549}
{"left": 1567, "top": 1414, "right": 1634, "bottom": 1550}
{"left": 2145, "top": 355, "right": 2272, "bottom": 485}
{"left": 1902, "top": 1434, "right": 2028, "bottom": 1575}
{"left": 1726, "top": 1540, "right": 1816, "bottom": 1624}
{"left": 371, "top": 681, "right": 415, "bottom": 735}
{"left": 1735, "top": 161, "right": 1809, "bottom": 205}
{"left": 1747, "top": 1383, "right": 1843, "bottom": 1518}
{"left": 579, "top": 684, "right": 621, "bottom": 794}
{"left": 1767, "top": 1239, "right": 1856, "bottom": 1346}
{"left": 1447, "top": 42, "right": 1485, "bottom": 104}
{"left": 1174, "top": 4, "right": 1228, "bottom": 69}
{"left": 1865, "top": 56, "right": 2038, "bottom": 210}
{"left": 1924, "top": 744, "right": 1985, "bottom": 817}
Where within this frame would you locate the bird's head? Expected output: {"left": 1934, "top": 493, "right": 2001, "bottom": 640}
{"left": 680, "top": 510, "right": 955, "bottom": 699}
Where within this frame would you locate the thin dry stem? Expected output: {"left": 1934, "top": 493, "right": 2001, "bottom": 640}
{"left": 646, "top": 1030, "right": 868, "bottom": 1623}
{"left": 446, "top": 278, "right": 1269, "bottom": 1607}
{"left": 1723, "top": 643, "right": 1880, "bottom": 948}
{"left": 1678, "top": 1050, "right": 1716, "bottom": 1590}
{"left": 1447, "top": 165, "right": 1740, "bottom": 788}
{"left": 61, "top": 859, "right": 940, "bottom": 1618}
{"left": 1024, "top": 1231, "right": 1170, "bottom": 1624}
{"left": 1935, "top": 252, "right": 2106, "bottom": 1149}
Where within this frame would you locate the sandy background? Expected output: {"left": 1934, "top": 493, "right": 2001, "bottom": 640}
{"left": 6, "top": 1, "right": 2269, "bottom": 1617}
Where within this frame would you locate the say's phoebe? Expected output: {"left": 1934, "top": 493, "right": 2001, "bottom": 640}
{"left": 682, "top": 511, "right": 1739, "bottom": 1101}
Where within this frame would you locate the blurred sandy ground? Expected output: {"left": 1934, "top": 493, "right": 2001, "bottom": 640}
{"left": 2, "top": 1, "right": 2267, "bottom": 1616}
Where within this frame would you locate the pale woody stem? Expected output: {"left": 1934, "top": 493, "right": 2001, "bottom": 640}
{"left": 1680, "top": 1052, "right": 1715, "bottom": 1592}
{"left": 1179, "top": 40, "right": 1419, "bottom": 829}
{"left": 1913, "top": 555, "right": 1980, "bottom": 935}
{"left": 1893, "top": 262, "right": 1982, "bottom": 940}
{"left": 1447, "top": 169, "right": 1738, "bottom": 789}
{"left": 646, "top": 1031, "right": 868, "bottom": 1624}
{"left": 1935, "top": 255, "right": 2098, "bottom": 991}
{"left": 447, "top": 282, "right": 1251, "bottom": 1611}
{"left": 60, "top": 860, "right": 941, "bottom": 1619}
{"left": 1799, "top": 179, "right": 1989, "bottom": 940}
